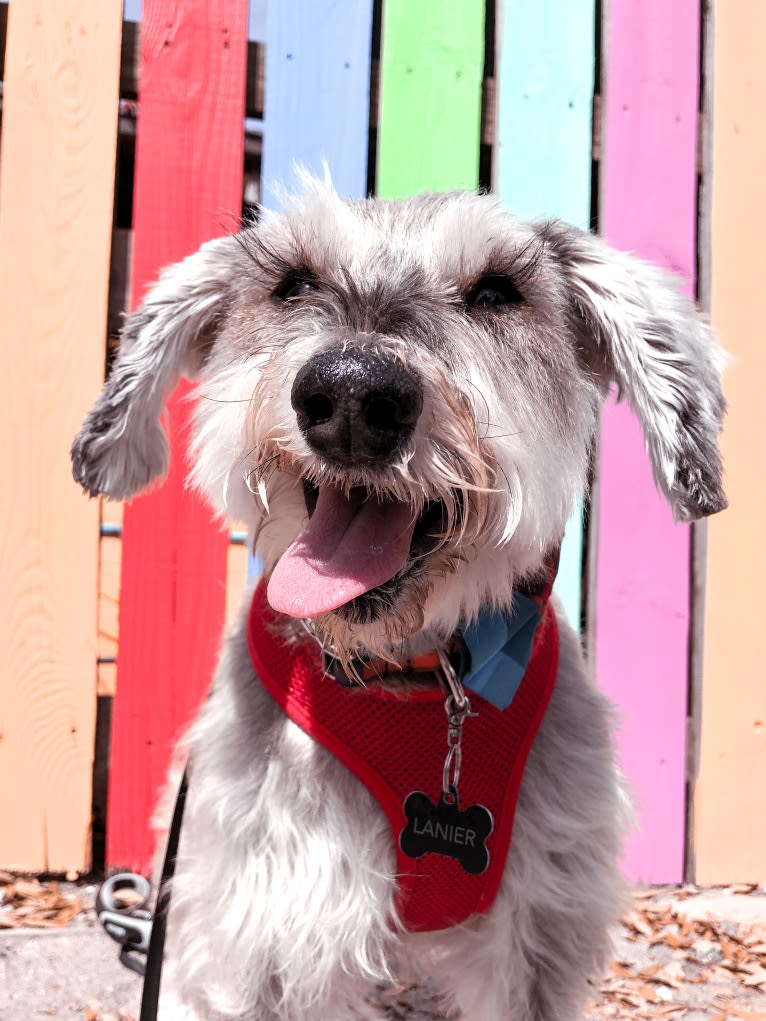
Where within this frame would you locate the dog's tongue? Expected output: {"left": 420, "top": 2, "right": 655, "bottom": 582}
{"left": 267, "top": 487, "right": 417, "bottom": 618}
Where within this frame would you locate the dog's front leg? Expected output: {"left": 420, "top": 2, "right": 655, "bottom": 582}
{"left": 155, "top": 615, "right": 398, "bottom": 1021}
{"left": 414, "top": 620, "right": 628, "bottom": 1021}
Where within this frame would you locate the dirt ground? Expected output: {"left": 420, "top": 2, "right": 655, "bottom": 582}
{"left": 3, "top": 875, "right": 766, "bottom": 1020}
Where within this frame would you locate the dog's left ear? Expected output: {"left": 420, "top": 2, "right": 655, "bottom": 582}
{"left": 541, "top": 221, "right": 727, "bottom": 522}
{"left": 72, "top": 235, "right": 243, "bottom": 501}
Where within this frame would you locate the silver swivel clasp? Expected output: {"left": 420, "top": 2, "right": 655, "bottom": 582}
{"left": 437, "top": 649, "right": 479, "bottom": 804}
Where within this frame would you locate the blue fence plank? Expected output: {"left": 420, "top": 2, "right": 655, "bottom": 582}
{"left": 262, "top": 0, "right": 373, "bottom": 202}
{"left": 495, "top": 0, "right": 596, "bottom": 629}
{"left": 250, "top": 0, "right": 373, "bottom": 576}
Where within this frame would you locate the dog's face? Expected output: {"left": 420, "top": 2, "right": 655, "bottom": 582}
{"left": 72, "top": 179, "right": 726, "bottom": 659}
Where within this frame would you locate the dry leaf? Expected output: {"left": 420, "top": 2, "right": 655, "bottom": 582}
{"left": 712, "top": 1009, "right": 766, "bottom": 1021}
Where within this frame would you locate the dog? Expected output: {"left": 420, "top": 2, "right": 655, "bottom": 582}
{"left": 72, "top": 176, "right": 726, "bottom": 1021}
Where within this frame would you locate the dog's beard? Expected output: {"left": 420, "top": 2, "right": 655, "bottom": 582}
{"left": 267, "top": 480, "right": 457, "bottom": 619}
{"left": 266, "top": 479, "right": 461, "bottom": 647}
{"left": 255, "top": 470, "right": 479, "bottom": 666}
{"left": 244, "top": 365, "right": 523, "bottom": 663}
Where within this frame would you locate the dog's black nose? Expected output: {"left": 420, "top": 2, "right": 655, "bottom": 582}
{"left": 291, "top": 349, "right": 423, "bottom": 463}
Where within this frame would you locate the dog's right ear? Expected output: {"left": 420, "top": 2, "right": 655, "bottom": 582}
{"left": 541, "top": 221, "right": 727, "bottom": 523}
{"left": 72, "top": 235, "right": 243, "bottom": 500}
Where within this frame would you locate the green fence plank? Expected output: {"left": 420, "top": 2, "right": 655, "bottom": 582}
{"left": 377, "top": 0, "right": 485, "bottom": 197}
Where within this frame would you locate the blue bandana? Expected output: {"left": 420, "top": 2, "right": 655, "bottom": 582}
{"left": 459, "top": 595, "right": 543, "bottom": 710}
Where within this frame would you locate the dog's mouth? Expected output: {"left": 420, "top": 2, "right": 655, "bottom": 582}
{"left": 266, "top": 480, "right": 450, "bottom": 620}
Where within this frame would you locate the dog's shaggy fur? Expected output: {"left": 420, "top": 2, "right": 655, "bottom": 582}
{"left": 73, "top": 176, "right": 726, "bottom": 1021}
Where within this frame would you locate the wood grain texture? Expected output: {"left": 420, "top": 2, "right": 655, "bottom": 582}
{"left": 377, "top": 0, "right": 484, "bottom": 197}
{"left": 98, "top": 500, "right": 123, "bottom": 690}
{"left": 225, "top": 542, "right": 249, "bottom": 629}
{"left": 695, "top": 0, "right": 766, "bottom": 883}
{"left": 0, "top": 0, "right": 122, "bottom": 870}
{"left": 597, "top": 0, "right": 700, "bottom": 882}
{"left": 262, "top": 0, "right": 373, "bottom": 201}
{"left": 107, "top": 0, "right": 248, "bottom": 872}
{"left": 495, "top": 0, "right": 596, "bottom": 630}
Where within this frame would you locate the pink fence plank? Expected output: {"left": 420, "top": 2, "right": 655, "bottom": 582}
{"left": 596, "top": 0, "right": 700, "bottom": 882}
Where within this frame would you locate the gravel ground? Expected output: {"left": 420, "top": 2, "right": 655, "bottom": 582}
{"left": 3, "top": 878, "right": 766, "bottom": 1020}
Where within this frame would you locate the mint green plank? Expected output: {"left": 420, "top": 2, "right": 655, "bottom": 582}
{"left": 496, "top": 0, "right": 596, "bottom": 629}
{"left": 377, "top": 0, "right": 485, "bottom": 197}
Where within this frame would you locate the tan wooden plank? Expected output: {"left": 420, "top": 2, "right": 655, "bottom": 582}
{"left": 98, "top": 537, "right": 121, "bottom": 667}
{"left": 226, "top": 541, "right": 249, "bottom": 631}
{"left": 695, "top": 0, "right": 766, "bottom": 882}
{"left": 97, "top": 499, "right": 123, "bottom": 697}
{"left": 0, "top": 0, "right": 122, "bottom": 871}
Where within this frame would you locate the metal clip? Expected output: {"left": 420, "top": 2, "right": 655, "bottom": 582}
{"left": 96, "top": 872, "right": 153, "bottom": 976}
{"left": 437, "top": 649, "right": 478, "bottom": 802}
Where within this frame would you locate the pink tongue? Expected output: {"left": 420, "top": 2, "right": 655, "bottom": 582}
{"left": 267, "top": 487, "right": 417, "bottom": 618}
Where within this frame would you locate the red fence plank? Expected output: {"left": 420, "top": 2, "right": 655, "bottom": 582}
{"left": 108, "top": 0, "right": 248, "bottom": 871}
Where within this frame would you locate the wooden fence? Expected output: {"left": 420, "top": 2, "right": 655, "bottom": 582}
{"left": 0, "top": 0, "right": 762, "bottom": 884}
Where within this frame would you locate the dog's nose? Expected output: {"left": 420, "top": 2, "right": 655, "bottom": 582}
{"left": 291, "top": 349, "right": 423, "bottom": 463}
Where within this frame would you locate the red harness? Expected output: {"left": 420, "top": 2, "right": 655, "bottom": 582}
{"left": 247, "top": 585, "right": 559, "bottom": 932}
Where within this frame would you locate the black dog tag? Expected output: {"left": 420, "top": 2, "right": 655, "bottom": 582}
{"left": 399, "top": 790, "right": 494, "bottom": 875}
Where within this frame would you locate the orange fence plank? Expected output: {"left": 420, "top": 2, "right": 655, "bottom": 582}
{"left": 226, "top": 542, "right": 249, "bottom": 630}
{"left": 0, "top": 0, "right": 122, "bottom": 870}
{"left": 98, "top": 499, "right": 123, "bottom": 696}
{"left": 695, "top": 0, "right": 766, "bottom": 882}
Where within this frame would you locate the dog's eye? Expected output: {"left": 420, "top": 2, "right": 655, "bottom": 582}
{"left": 272, "top": 274, "right": 318, "bottom": 303}
{"left": 467, "top": 275, "right": 523, "bottom": 309}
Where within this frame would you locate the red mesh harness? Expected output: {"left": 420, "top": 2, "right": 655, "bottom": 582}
{"left": 247, "top": 584, "right": 559, "bottom": 932}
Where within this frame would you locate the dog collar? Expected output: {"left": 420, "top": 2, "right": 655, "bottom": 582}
{"left": 326, "top": 553, "right": 559, "bottom": 709}
{"left": 326, "top": 594, "right": 542, "bottom": 711}
{"left": 247, "top": 582, "right": 559, "bottom": 932}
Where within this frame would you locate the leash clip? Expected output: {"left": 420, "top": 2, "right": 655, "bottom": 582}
{"left": 96, "top": 872, "right": 153, "bottom": 976}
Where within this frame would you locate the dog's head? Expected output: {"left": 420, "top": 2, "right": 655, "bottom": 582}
{"left": 72, "top": 178, "right": 726, "bottom": 658}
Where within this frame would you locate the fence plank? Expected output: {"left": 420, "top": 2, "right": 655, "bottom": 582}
{"left": 695, "top": 0, "right": 766, "bottom": 883}
{"left": 0, "top": 0, "right": 122, "bottom": 870}
{"left": 107, "top": 0, "right": 248, "bottom": 871}
{"left": 495, "top": 0, "right": 596, "bottom": 630}
{"left": 377, "top": 0, "right": 484, "bottom": 197}
{"left": 596, "top": 0, "right": 700, "bottom": 882}
{"left": 262, "top": 0, "right": 372, "bottom": 201}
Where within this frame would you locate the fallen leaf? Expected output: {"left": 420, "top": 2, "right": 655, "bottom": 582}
{"left": 712, "top": 1009, "right": 766, "bottom": 1021}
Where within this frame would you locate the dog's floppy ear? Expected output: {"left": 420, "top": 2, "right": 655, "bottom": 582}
{"left": 542, "top": 222, "right": 727, "bottom": 522}
{"left": 72, "top": 235, "right": 242, "bottom": 500}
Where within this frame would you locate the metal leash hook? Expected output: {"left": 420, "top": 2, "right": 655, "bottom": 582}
{"left": 96, "top": 872, "right": 153, "bottom": 976}
{"left": 437, "top": 649, "right": 478, "bottom": 804}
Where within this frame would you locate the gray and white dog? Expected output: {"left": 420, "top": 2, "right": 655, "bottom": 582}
{"left": 72, "top": 176, "right": 726, "bottom": 1021}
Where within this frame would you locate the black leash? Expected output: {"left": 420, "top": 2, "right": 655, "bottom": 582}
{"left": 140, "top": 767, "right": 189, "bottom": 1021}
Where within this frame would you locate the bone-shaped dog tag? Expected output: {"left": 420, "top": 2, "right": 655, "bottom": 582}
{"left": 400, "top": 790, "right": 493, "bottom": 875}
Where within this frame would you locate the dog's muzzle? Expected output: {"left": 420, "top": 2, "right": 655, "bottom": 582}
{"left": 291, "top": 348, "right": 423, "bottom": 465}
